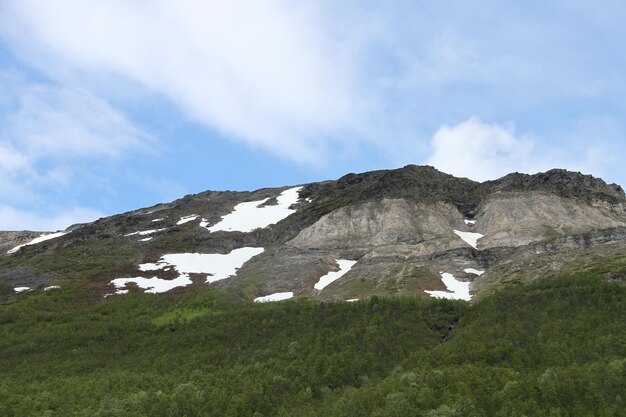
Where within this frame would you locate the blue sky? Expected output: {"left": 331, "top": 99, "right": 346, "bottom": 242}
{"left": 0, "top": 0, "right": 625, "bottom": 230}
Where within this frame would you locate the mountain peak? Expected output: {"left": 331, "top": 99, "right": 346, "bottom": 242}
{"left": 487, "top": 169, "right": 625, "bottom": 203}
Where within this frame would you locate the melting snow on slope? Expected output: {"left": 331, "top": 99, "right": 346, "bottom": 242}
{"left": 111, "top": 247, "right": 264, "bottom": 294}
{"left": 254, "top": 292, "right": 294, "bottom": 302}
{"left": 124, "top": 228, "right": 167, "bottom": 237}
{"left": 464, "top": 268, "right": 484, "bottom": 276}
{"left": 7, "top": 232, "right": 67, "bottom": 254}
{"left": 453, "top": 230, "right": 483, "bottom": 249}
{"left": 314, "top": 259, "right": 357, "bottom": 290}
{"left": 204, "top": 187, "right": 302, "bottom": 233}
{"left": 152, "top": 218, "right": 164, "bottom": 222}
{"left": 425, "top": 272, "right": 471, "bottom": 301}
{"left": 464, "top": 219, "right": 476, "bottom": 225}
{"left": 14, "top": 287, "right": 31, "bottom": 293}
{"left": 139, "top": 237, "right": 153, "bottom": 242}
{"left": 176, "top": 215, "right": 198, "bottom": 225}
{"left": 111, "top": 275, "right": 193, "bottom": 294}
{"left": 44, "top": 286, "right": 60, "bottom": 291}
{"left": 138, "top": 248, "right": 265, "bottom": 283}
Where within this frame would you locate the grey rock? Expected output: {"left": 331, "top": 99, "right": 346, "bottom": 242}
{"left": 1, "top": 165, "right": 625, "bottom": 302}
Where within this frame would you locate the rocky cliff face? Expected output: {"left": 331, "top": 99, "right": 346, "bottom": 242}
{"left": 1, "top": 165, "right": 625, "bottom": 301}
{"left": 0, "top": 231, "right": 46, "bottom": 255}
{"left": 475, "top": 192, "right": 626, "bottom": 249}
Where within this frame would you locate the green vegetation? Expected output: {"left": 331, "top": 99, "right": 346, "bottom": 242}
{"left": 0, "top": 238, "right": 139, "bottom": 285}
{"left": 1, "top": 269, "right": 625, "bottom": 416}
{"left": 151, "top": 306, "right": 217, "bottom": 326}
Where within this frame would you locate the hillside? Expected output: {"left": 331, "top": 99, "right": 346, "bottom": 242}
{"left": 1, "top": 165, "right": 625, "bottom": 303}
{"left": 2, "top": 166, "right": 626, "bottom": 416}
{"left": 1, "top": 265, "right": 625, "bottom": 416}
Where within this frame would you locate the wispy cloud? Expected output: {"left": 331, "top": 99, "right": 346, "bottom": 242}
{"left": 4, "top": 85, "right": 153, "bottom": 160}
{"left": 0, "top": 0, "right": 365, "bottom": 163}
{"left": 0, "top": 73, "right": 154, "bottom": 229}
{"left": 0, "top": 0, "right": 624, "bottom": 233}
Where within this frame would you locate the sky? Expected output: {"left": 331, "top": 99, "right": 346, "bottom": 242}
{"left": 0, "top": 0, "right": 625, "bottom": 231}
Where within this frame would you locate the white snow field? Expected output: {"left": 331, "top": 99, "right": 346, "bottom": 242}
{"left": 138, "top": 247, "right": 265, "bottom": 283}
{"left": 124, "top": 228, "right": 167, "bottom": 237}
{"left": 7, "top": 231, "right": 67, "bottom": 254}
{"left": 139, "top": 237, "right": 153, "bottom": 242}
{"left": 453, "top": 230, "right": 484, "bottom": 249}
{"left": 204, "top": 187, "right": 303, "bottom": 233}
{"left": 151, "top": 218, "right": 164, "bottom": 222}
{"left": 464, "top": 219, "right": 476, "bottom": 225}
{"left": 464, "top": 268, "right": 485, "bottom": 276}
{"left": 111, "top": 274, "right": 193, "bottom": 294}
{"left": 176, "top": 215, "right": 198, "bottom": 225}
{"left": 425, "top": 272, "right": 471, "bottom": 301}
{"left": 14, "top": 287, "right": 31, "bottom": 293}
{"left": 110, "top": 247, "right": 265, "bottom": 295}
{"left": 314, "top": 259, "right": 357, "bottom": 290}
{"left": 346, "top": 298, "right": 359, "bottom": 302}
{"left": 44, "top": 285, "right": 61, "bottom": 291}
{"left": 254, "top": 292, "right": 294, "bottom": 302}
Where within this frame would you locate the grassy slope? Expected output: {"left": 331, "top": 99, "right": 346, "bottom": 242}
{"left": 0, "top": 264, "right": 625, "bottom": 417}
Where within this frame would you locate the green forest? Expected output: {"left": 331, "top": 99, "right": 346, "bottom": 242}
{"left": 1, "top": 267, "right": 625, "bottom": 416}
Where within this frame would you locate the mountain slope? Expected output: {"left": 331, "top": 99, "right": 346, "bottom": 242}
{"left": 1, "top": 266, "right": 624, "bottom": 416}
{"left": 1, "top": 165, "right": 625, "bottom": 302}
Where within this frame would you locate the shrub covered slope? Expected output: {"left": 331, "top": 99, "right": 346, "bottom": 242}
{"left": 0, "top": 265, "right": 625, "bottom": 416}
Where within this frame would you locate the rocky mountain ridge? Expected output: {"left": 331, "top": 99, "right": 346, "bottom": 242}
{"left": 1, "top": 165, "right": 625, "bottom": 302}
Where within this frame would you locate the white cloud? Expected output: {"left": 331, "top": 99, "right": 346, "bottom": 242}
{"left": 0, "top": 143, "right": 29, "bottom": 175}
{"left": 2, "top": 82, "right": 154, "bottom": 160}
{"left": 0, "top": 203, "right": 103, "bottom": 231}
{"left": 426, "top": 118, "right": 550, "bottom": 181}
{"left": 424, "top": 118, "right": 626, "bottom": 185}
{"left": 0, "top": 0, "right": 362, "bottom": 163}
{"left": 0, "top": 76, "right": 154, "bottom": 188}
{"left": 0, "top": 75, "right": 153, "bottom": 229}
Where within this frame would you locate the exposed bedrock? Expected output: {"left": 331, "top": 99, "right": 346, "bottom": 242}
{"left": 287, "top": 199, "right": 469, "bottom": 251}
{"left": 475, "top": 192, "right": 626, "bottom": 249}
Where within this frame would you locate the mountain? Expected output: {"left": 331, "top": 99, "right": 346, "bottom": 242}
{"left": 2, "top": 165, "right": 625, "bottom": 302}
{"left": 2, "top": 165, "right": 626, "bottom": 417}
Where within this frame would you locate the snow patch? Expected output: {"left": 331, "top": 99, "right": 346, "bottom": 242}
{"left": 464, "top": 219, "right": 476, "bottom": 225}
{"left": 110, "top": 247, "right": 265, "bottom": 296}
{"left": 104, "top": 289, "right": 129, "bottom": 298}
{"left": 346, "top": 298, "right": 359, "bottom": 302}
{"left": 204, "top": 187, "right": 302, "bottom": 233}
{"left": 139, "top": 237, "right": 153, "bottom": 242}
{"left": 314, "top": 259, "right": 357, "bottom": 290}
{"left": 43, "top": 285, "right": 60, "bottom": 291}
{"left": 464, "top": 268, "right": 484, "bottom": 276}
{"left": 176, "top": 215, "right": 198, "bottom": 225}
{"left": 151, "top": 218, "right": 164, "bottom": 222}
{"left": 254, "top": 292, "right": 294, "bottom": 302}
{"left": 14, "top": 287, "right": 31, "bottom": 293}
{"left": 111, "top": 275, "right": 193, "bottom": 294}
{"left": 124, "top": 228, "right": 167, "bottom": 237}
{"left": 425, "top": 273, "right": 471, "bottom": 301}
{"left": 138, "top": 248, "right": 265, "bottom": 283}
{"left": 7, "top": 231, "right": 67, "bottom": 254}
{"left": 453, "top": 230, "right": 483, "bottom": 249}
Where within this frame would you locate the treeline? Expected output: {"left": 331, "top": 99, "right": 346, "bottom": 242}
{"left": 0, "top": 270, "right": 624, "bottom": 416}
